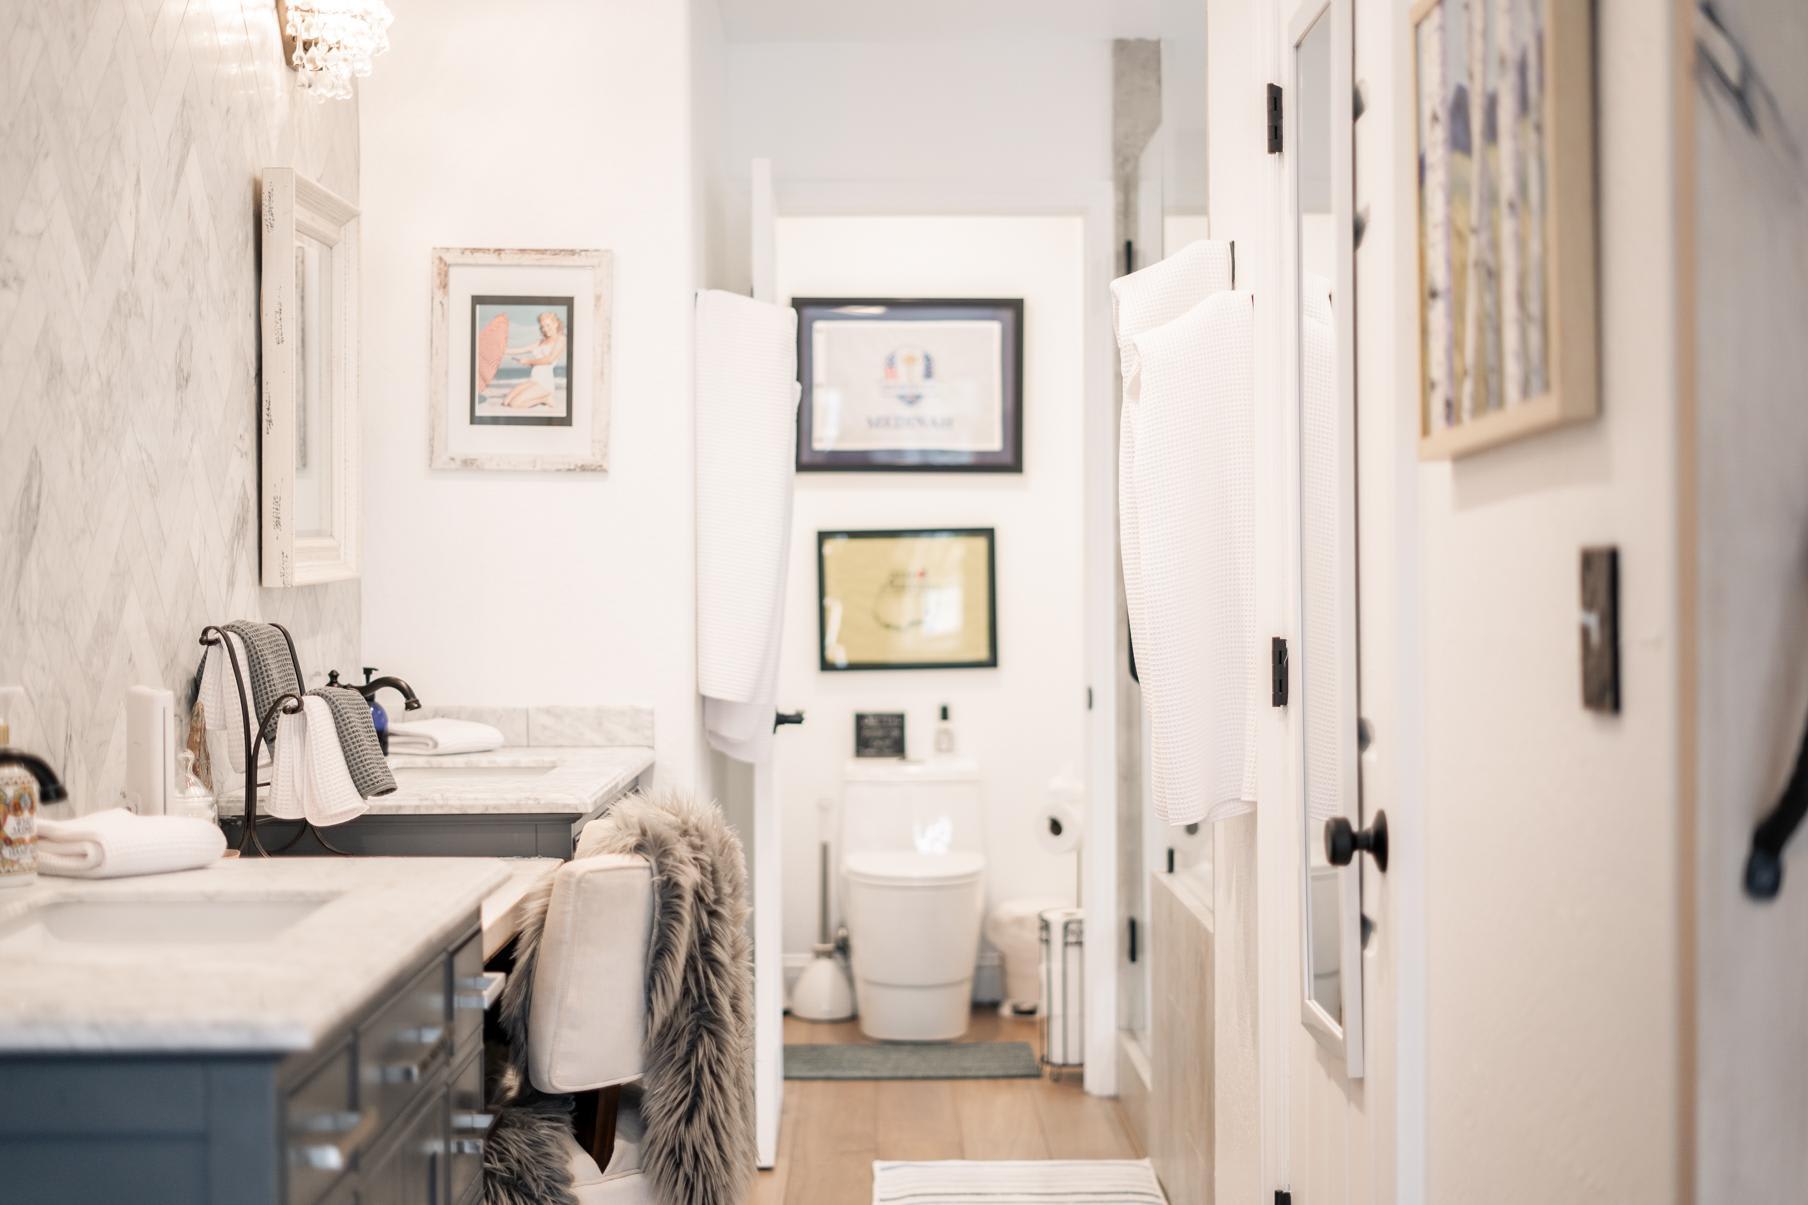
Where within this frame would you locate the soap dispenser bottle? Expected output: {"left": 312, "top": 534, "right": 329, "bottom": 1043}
{"left": 934, "top": 704, "right": 956, "bottom": 756}
{"left": 361, "top": 667, "right": 390, "bottom": 755}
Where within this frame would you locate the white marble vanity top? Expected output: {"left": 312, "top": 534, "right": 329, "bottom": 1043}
{"left": 376, "top": 745, "right": 653, "bottom": 815}
{"left": 0, "top": 858, "right": 512, "bottom": 1054}
{"left": 222, "top": 745, "right": 653, "bottom": 818}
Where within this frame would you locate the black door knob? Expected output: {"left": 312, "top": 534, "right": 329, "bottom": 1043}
{"left": 1325, "top": 810, "right": 1389, "bottom": 874}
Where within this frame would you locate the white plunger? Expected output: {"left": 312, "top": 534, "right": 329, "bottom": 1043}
{"left": 788, "top": 799, "right": 855, "bottom": 1022}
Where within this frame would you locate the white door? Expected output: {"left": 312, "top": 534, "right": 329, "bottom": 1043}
{"left": 747, "top": 157, "right": 784, "bottom": 1170}
{"left": 1279, "top": 0, "right": 1399, "bottom": 1199}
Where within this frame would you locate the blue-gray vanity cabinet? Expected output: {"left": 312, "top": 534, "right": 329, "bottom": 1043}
{"left": 0, "top": 922, "right": 490, "bottom": 1205}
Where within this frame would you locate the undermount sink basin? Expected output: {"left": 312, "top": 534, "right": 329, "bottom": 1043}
{"left": 390, "top": 762, "right": 555, "bottom": 787}
{"left": 0, "top": 895, "right": 331, "bottom": 948}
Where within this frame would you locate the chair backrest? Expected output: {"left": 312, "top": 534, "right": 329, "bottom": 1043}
{"left": 527, "top": 853, "right": 656, "bottom": 1095}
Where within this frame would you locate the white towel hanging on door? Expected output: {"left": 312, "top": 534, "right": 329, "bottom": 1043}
{"left": 695, "top": 289, "right": 800, "bottom": 762}
{"left": 1110, "top": 241, "right": 1235, "bottom": 676}
{"left": 1128, "top": 290, "right": 1258, "bottom": 825}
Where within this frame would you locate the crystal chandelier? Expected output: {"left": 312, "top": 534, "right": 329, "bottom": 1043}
{"left": 276, "top": 1, "right": 394, "bottom": 102}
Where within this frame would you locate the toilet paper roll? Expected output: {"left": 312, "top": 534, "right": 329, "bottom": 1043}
{"left": 1037, "top": 799, "right": 1084, "bottom": 855}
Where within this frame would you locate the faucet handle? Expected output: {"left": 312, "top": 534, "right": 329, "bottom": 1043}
{"left": 362, "top": 666, "right": 379, "bottom": 686}
{"left": 326, "top": 669, "right": 343, "bottom": 687}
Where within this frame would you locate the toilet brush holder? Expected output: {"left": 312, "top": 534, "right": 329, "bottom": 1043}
{"left": 788, "top": 838, "right": 855, "bottom": 1022}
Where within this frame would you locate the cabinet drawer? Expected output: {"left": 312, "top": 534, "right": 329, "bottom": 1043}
{"left": 445, "top": 1047, "right": 489, "bottom": 1205}
{"left": 361, "top": 1091, "right": 444, "bottom": 1205}
{"left": 361, "top": 960, "right": 451, "bottom": 1135}
{"left": 450, "top": 932, "right": 486, "bottom": 1054}
{"left": 284, "top": 1040, "right": 361, "bottom": 1205}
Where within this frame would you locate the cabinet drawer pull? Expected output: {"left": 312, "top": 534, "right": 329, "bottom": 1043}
{"left": 449, "top": 1138, "right": 485, "bottom": 1157}
{"left": 452, "top": 1111, "right": 496, "bottom": 1133}
{"left": 289, "top": 1142, "right": 348, "bottom": 1172}
{"left": 294, "top": 1109, "right": 362, "bottom": 1135}
{"left": 455, "top": 971, "right": 506, "bottom": 1011}
{"left": 378, "top": 1032, "right": 449, "bottom": 1083}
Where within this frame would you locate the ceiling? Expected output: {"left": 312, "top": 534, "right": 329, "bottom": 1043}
{"left": 713, "top": 0, "right": 1164, "bottom": 43}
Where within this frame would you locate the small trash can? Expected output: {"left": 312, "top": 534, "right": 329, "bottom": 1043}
{"left": 1039, "top": 907, "right": 1084, "bottom": 1069}
{"left": 985, "top": 897, "right": 1066, "bottom": 1015}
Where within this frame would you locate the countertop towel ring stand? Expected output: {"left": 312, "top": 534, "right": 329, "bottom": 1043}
{"left": 197, "top": 623, "right": 350, "bottom": 858}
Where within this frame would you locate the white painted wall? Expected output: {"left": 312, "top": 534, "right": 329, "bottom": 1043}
{"left": 713, "top": 39, "right": 1113, "bottom": 295}
{"left": 358, "top": 0, "right": 702, "bottom": 788}
{"left": 772, "top": 214, "right": 1091, "bottom": 965}
{"left": 1415, "top": 0, "right": 1683, "bottom": 1201}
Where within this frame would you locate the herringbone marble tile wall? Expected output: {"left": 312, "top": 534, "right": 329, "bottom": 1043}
{"left": 0, "top": 0, "right": 363, "bottom": 814}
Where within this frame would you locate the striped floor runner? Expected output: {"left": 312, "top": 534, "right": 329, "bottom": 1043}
{"left": 871, "top": 1159, "right": 1167, "bottom": 1204}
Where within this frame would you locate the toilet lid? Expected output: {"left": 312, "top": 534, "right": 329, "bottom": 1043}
{"left": 844, "top": 850, "right": 986, "bottom": 885}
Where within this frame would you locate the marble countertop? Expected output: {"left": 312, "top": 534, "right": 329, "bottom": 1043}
{"left": 376, "top": 745, "right": 652, "bottom": 815}
{"left": 0, "top": 858, "right": 512, "bottom": 1054}
{"left": 223, "top": 745, "right": 654, "bottom": 817}
{"left": 480, "top": 856, "right": 561, "bottom": 959}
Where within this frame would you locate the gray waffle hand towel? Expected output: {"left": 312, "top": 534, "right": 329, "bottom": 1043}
{"left": 310, "top": 686, "right": 398, "bottom": 799}
{"left": 221, "top": 621, "right": 303, "bottom": 745}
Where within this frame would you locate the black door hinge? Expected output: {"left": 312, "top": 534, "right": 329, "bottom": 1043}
{"left": 1267, "top": 83, "right": 1284, "bottom": 153}
{"left": 1127, "top": 916, "right": 1139, "bottom": 964}
{"left": 1271, "top": 637, "right": 1290, "bottom": 707}
{"left": 1276, "top": 1192, "right": 1293, "bottom": 1205}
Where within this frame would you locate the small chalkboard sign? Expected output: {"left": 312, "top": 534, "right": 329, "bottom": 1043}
{"left": 854, "top": 712, "right": 907, "bottom": 759}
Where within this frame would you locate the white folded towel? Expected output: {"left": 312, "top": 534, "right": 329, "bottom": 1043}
{"left": 694, "top": 289, "right": 800, "bottom": 763}
{"left": 268, "top": 696, "right": 367, "bottom": 827}
{"left": 200, "top": 631, "right": 257, "bottom": 774}
{"left": 1111, "top": 242, "right": 1235, "bottom": 683}
{"left": 384, "top": 718, "right": 505, "bottom": 756}
{"left": 36, "top": 808, "right": 225, "bottom": 879}
{"left": 1128, "top": 290, "right": 1258, "bottom": 826}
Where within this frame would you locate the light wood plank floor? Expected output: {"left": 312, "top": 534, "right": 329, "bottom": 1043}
{"left": 753, "top": 1008, "right": 1141, "bottom": 1204}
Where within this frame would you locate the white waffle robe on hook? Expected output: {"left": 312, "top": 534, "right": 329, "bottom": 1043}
{"left": 695, "top": 289, "right": 800, "bottom": 762}
{"left": 1110, "top": 241, "right": 1235, "bottom": 669}
{"left": 1126, "top": 290, "right": 1258, "bottom": 826}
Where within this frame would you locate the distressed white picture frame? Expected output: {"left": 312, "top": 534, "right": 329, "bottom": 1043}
{"left": 429, "top": 247, "right": 614, "bottom": 472}
{"left": 259, "top": 167, "right": 360, "bottom": 588}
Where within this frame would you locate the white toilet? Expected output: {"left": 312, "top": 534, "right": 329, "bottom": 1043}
{"left": 840, "top": 757, "right": 986, "bottom": 1041}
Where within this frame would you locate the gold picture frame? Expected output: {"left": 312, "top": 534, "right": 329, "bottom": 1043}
{"left": 817, "top": 529, "right": 998, "bottom": 671}
{"left": 1411, "top": 0, "right": 1596, "bottom": 459}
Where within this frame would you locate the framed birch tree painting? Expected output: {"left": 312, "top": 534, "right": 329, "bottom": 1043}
{"left": 1411, "top": 0, "right": 1596, "bottom": 459}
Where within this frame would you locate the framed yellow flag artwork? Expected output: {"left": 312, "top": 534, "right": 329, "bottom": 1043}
{"left": 817, "top": 529, "right": 998, "bottom": 671}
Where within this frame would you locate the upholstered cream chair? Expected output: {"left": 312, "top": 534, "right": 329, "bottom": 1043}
{"left": 525, "top": 854, "right": 657, "bottom": 1204}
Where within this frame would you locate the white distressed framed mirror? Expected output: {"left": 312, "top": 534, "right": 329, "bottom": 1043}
{"left": 1286, "top": 0, "right": 1365, "bottom": 1076}
{"left": 258, "top": 167, "right": 360, "bottom": 588}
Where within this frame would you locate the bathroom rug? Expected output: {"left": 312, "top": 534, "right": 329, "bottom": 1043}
{"left": 871, "top": 1159, "right": 1166, "bottom": 1203}
{"left": 784, "top": 1040, "right": 1038, "bottom": 1080}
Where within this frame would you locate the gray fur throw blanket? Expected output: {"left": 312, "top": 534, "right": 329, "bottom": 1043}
{"left": 485, "top": 789, "right": 756, "bottom": 1205}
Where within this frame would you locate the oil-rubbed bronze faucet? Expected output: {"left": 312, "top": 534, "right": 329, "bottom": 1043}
{"left": 326, "top": 669, "right": 423, "bottom": 756}
{"left": 0, "top": 750, "right": 67, "bottom": 802}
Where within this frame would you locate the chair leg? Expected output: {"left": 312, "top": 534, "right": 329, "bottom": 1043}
{"left": 573, "top": 1085, "right": 622, "bottom": 1172}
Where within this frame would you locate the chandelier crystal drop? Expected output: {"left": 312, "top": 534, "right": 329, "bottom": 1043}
{"left": 281, "top": 1, "right": 393, "bottom": 102}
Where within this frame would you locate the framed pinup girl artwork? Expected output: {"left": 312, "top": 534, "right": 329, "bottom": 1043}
{"left": 429, "top": 247, "right": 613, "bottom": 471}
{"left": 795, "top": 299, "right": 1024, "bottom": 472}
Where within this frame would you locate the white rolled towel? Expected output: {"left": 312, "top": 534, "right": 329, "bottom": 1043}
{"left": 36, "top": 808, "right": 225, "bottom": 879}
{"left": 385, "top": 718, "right": 506, "bottom": 756}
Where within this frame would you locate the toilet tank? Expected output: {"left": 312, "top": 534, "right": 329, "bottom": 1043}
{"left": 842, "top": 758, "right": 983, "bottom": 858}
